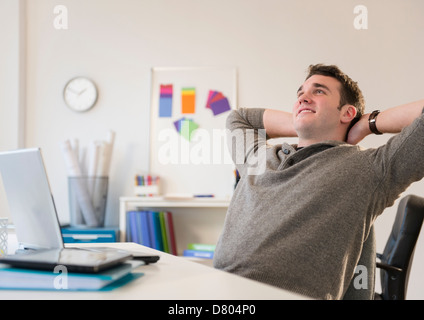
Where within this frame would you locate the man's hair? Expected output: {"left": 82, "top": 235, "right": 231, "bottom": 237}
{"left": 306, "top": 64, "right": 365, "bottom": 131}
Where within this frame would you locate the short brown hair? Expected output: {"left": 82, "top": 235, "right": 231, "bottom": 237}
{"left": 306, "top": 64, "right": 365, "bottom": 130}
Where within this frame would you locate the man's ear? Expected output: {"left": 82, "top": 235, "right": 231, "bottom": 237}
{"left": 340, "top": 105, "right": 357, "bottom": 124}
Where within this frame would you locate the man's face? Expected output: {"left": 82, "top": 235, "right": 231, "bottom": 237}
{"left": 292, "top": 75, "right": 345, "bottom": 140}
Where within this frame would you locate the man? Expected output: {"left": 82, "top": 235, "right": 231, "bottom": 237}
{"left": 213, "top": 64, "right": 424, "bottom": 300}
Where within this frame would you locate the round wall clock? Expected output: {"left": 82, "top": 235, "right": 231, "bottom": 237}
{"left": 63, "top": 77, "right": 98, "bottom": 112}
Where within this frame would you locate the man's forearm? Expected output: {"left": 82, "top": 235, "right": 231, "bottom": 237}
{"left": 347, "top": 99, "right": 424, "bottom": 144}
{"left": 375, "top": 99, "right": 424, "bottom": 134}
{"left": 263, "top": 109, "right": 297, "bottom": 138}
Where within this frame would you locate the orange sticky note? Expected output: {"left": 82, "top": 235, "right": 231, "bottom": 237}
{"left": 181, "top": 88, "right": 195, "bottom": 114}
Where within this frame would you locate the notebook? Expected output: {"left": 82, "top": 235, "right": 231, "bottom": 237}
{"left": 0, "top": 148, "right": 132, "bottom": 273}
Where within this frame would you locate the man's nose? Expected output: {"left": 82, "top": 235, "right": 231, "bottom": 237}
{"left": 298, "top": 92, "right": 311, "bottom": 104}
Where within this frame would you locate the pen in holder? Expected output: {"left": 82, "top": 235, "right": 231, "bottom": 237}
{"left": 68, "top": 176, "right": 108, "bottom": 228}
{"left": 134, "top": 175, "right": 160, "bottom": 197}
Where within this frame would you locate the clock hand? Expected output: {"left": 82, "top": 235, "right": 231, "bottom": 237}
{"left": 67, "top": 87, "right": 80, "bottom": 95}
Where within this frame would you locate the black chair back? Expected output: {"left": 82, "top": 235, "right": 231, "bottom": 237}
{"left": 377, "top": 195, "right": 424, "bottom": 300}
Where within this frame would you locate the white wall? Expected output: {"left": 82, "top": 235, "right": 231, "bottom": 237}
{"left": 0, "top": 0, "right": 25, "bottom": 151}
{"left": 0, "top": 0, "right": 26, "bottom": 218}
{"left": 2, "top": 0, "right": 424, "bottom": 298}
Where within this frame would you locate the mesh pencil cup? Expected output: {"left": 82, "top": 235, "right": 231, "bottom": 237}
{"left": 68, "top": 177, "right": 108, "bottom": 227}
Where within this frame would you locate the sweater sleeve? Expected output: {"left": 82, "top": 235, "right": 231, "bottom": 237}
{"left": 226, "top": 108, "right": 268, "bottom": 176}
{"left": 368, "top": 110, "right": 424, "bottom": 209}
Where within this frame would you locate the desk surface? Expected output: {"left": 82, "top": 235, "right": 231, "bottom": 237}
{"left": 0, "top": 241, "right": 307, "bottom": 300}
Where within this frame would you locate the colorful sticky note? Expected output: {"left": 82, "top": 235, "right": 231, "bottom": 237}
{"left": 173, "top": 117, "right": 199, "bottom": 141}
{"left": 210, "top": 97, "right": 231, "bottom": 116}
{"left": 173, "top": 117, "right": 185, "bottom": 132}
{"left": 206, "top": 90, "right": 215, "bottom": 109}
{"left": 160, "top": 84, "right": 173, "bottom": 96}
{"left": 159, "top": 84, "right": 173, "bottom": 117}
{"left": 206, "top": 90, "right": 231, "bottom": 115}
{"left": 181, "top": 87, "right": 196, "bottom": 114}
{"left": 180, "top": 119, "right": 199, "bottom": 141}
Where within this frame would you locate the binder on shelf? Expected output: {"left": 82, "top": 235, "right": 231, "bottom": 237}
{"left": 139, "top": 211, "right": 151, "bottom": 247}
{"left": 183, "top": 250, "right": 214, "bottom": 259}
{"left": 126, "top": 210, "right": 177, "bottom": 255}
{"left": 163, "top": 211, "right": 177, "bottom": 256}
{"left": 148, "top": 211, "right": 164, "bottom": 251}
{"left": 159, "top": 212, "right": 169, "bottom": 253}
{"left": 183, "top": 243, "right": 215, "bottom": 259}
{"left": 187, "top": 243, "right": 216, "bottom": 252}
{"left": 129, "top": 211, "right": 140, "bottom": 244}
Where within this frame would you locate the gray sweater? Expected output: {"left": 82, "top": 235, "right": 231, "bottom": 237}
{"left": 213, "top": 108, "right": 424, "bottom": 300}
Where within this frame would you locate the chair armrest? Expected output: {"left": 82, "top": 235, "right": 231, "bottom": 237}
{"left": 376, "top": 262, "right": 403, "bottom": 274}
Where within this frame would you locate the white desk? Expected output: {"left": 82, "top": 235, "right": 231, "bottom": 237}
{"left": 0, "top": 241, "right": 308, "bottom": 300}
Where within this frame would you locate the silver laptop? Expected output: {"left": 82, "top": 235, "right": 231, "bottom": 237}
{"left": 0, "top": 148, "right": 132, "bottom": 273}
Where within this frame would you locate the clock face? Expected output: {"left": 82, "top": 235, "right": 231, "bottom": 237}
{"left": 63, "top": 77, "right": 98, "bottom": 112}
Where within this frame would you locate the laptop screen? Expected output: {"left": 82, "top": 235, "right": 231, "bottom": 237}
{"left": 0, "top": 148, "right": 64, "bottom": 250}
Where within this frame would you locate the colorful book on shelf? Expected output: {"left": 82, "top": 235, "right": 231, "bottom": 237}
{"left": 148, "top": 211, "right": 164, "bottom": 251}
{"left": 163, "top": 211, "right": 177, "bottom": 255}
{"left": 136, "top": 210, "right": 151, "bottom": 247}
{"left": 187, "top": 243, "right": 216, "bottom": 251}
{"left": 128, "top": 211, "right": 139, "bottom": 244}
{"left": 126, "top": 210, "right": 177, "bottom": 255}
{"left": 183, "top": 243, "right": 216, "bottom": 259}
{"left": 159, "top": 212, "right": 169, "bottom": 253}
{"left": 183, "top": 250, "right": 214, "bottom": 259}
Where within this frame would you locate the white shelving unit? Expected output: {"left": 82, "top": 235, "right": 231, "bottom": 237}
{"left": 119, "top": 196, "right": 230, "bottom": 254}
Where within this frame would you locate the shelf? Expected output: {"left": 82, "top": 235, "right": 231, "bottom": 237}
{"left": 119, "top": 196, "right": 231, "bottom": 208}
{"left": 119, "top": 196, "right": 231, "bottom": 243}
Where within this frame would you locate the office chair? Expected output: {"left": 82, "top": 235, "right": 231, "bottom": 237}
{"left": 375, "top": 194, "right": 424, "bottom": 300}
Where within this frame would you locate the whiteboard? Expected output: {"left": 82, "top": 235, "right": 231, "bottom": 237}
{"left": 149, "top": 67, "right": 237, "bottom": 198}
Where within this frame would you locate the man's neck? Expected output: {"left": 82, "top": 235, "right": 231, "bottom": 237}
{"left": 297, "top": 133, "right": 346, "bottom": 148}
{"left": 298, "top": 130, "right": 346, "bottom": 147}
